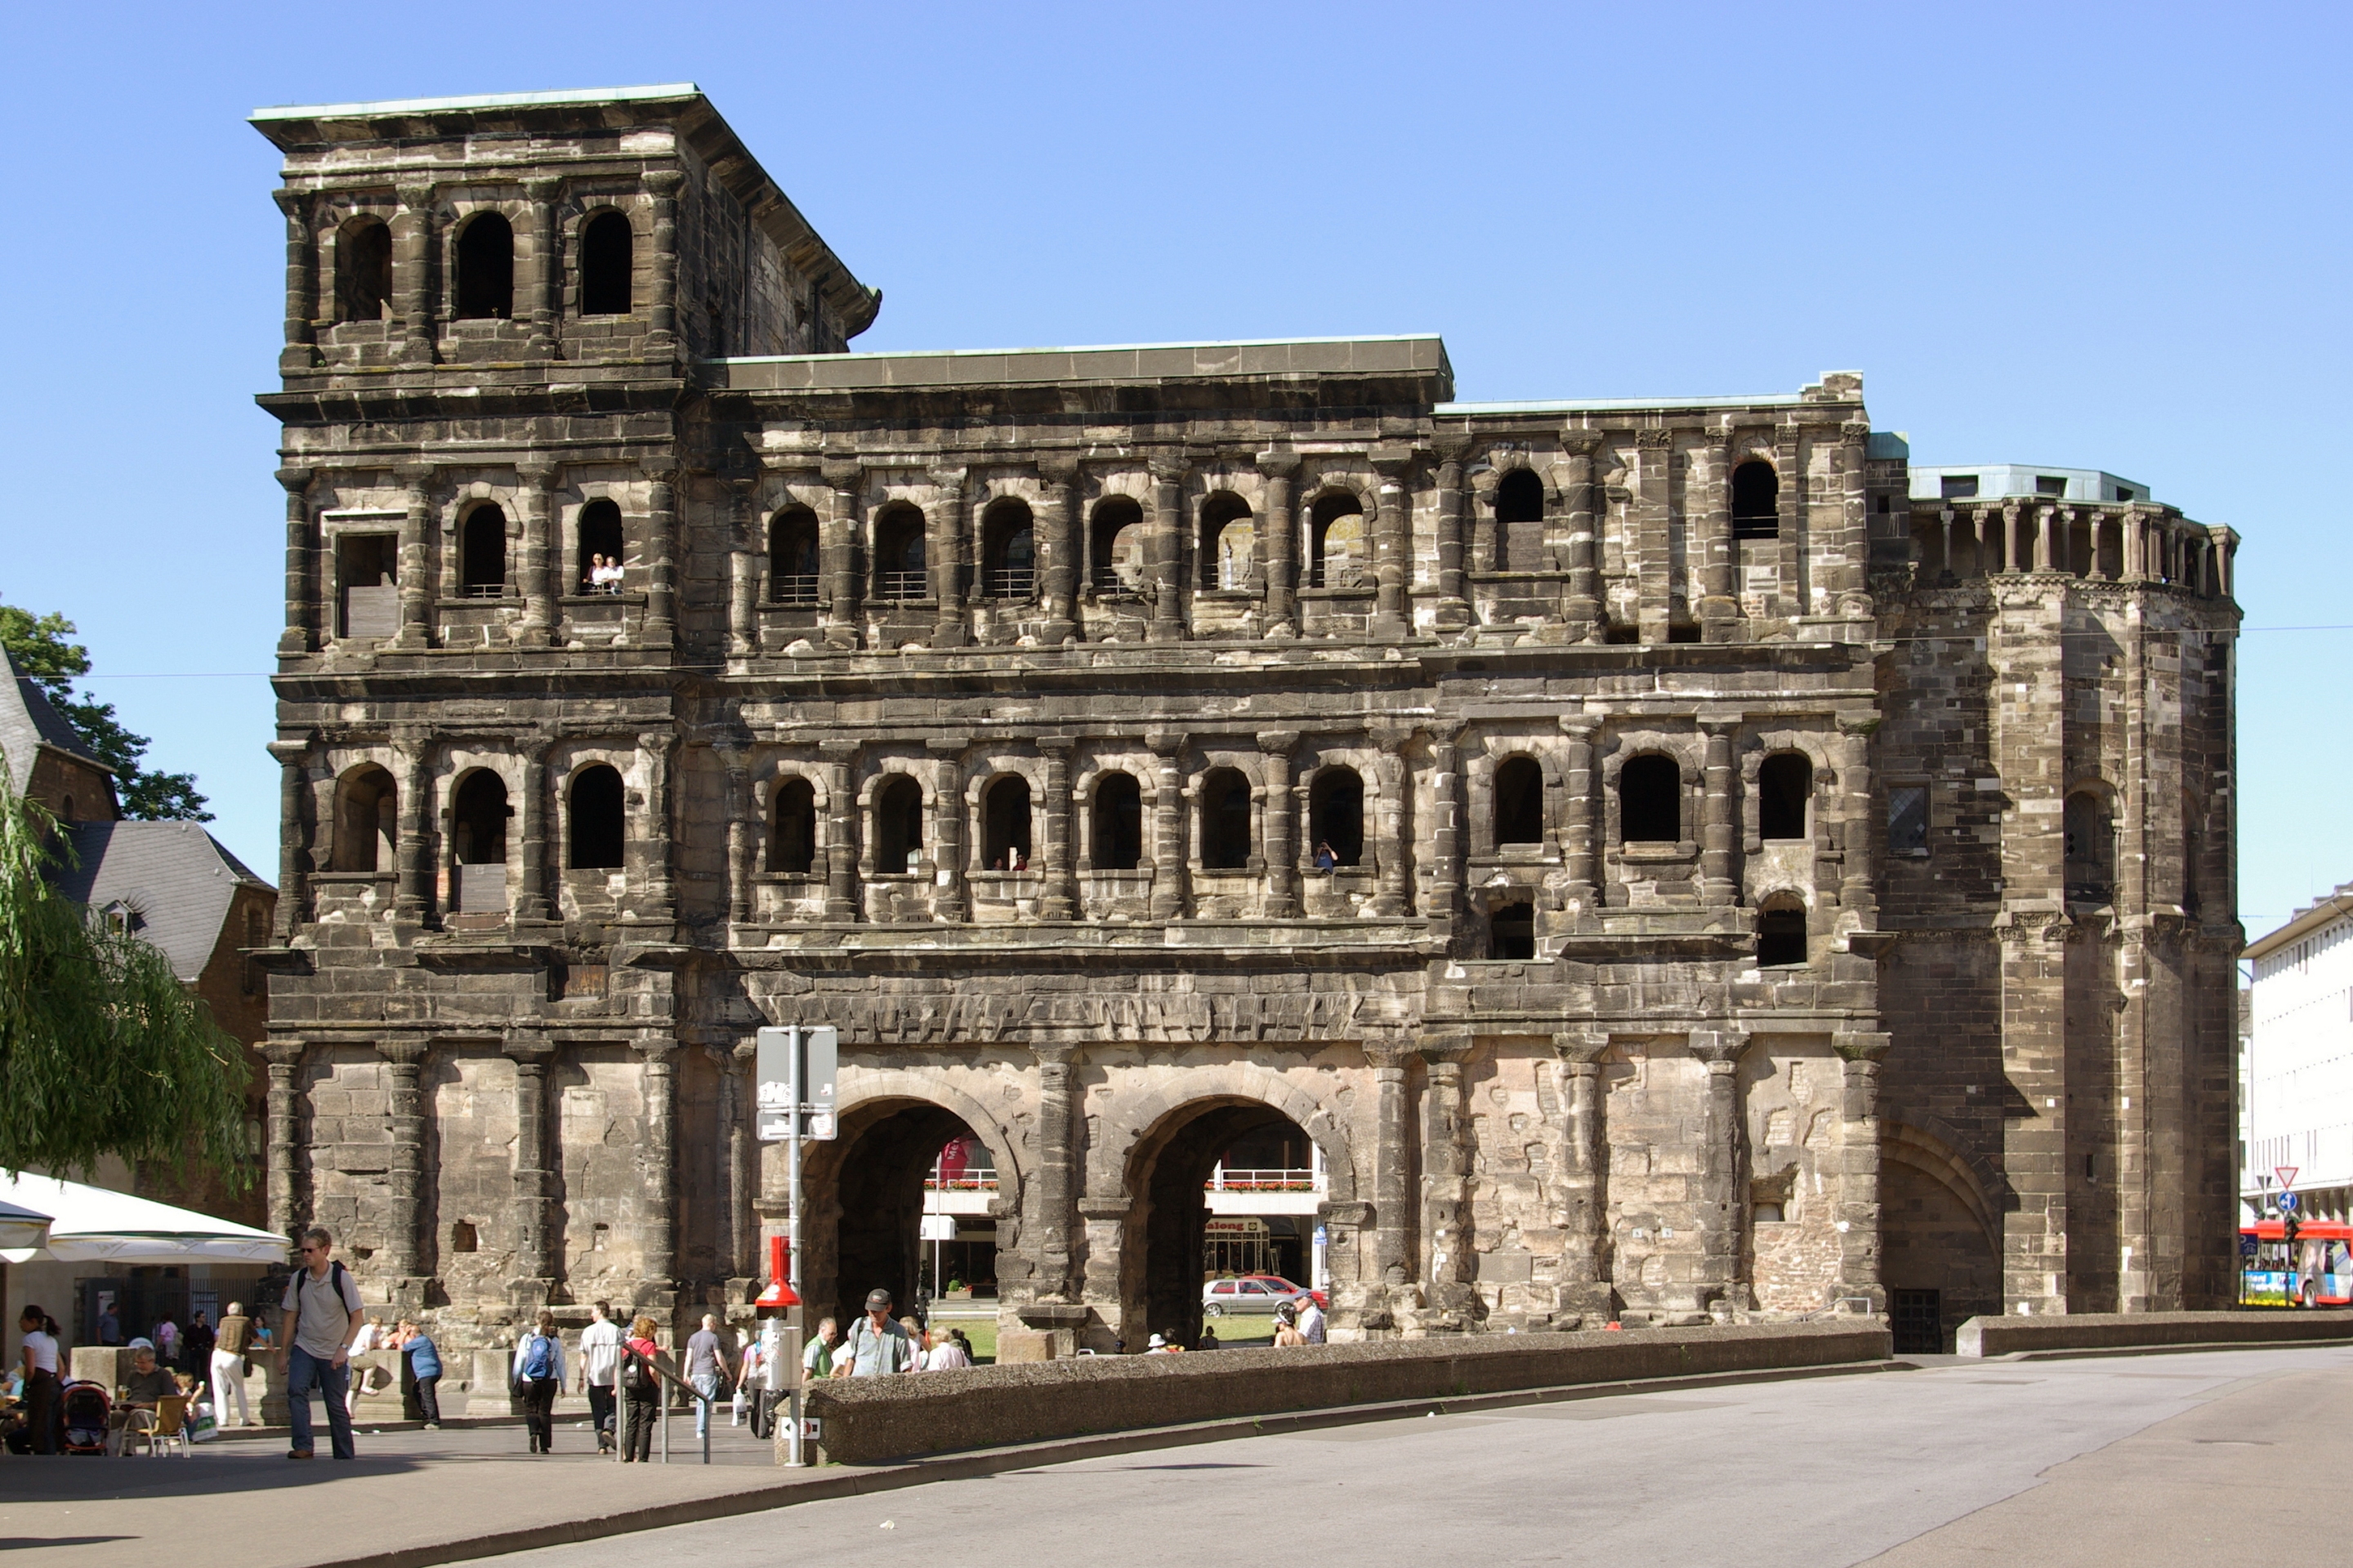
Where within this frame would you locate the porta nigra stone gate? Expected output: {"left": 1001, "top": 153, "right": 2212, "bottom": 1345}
{"left": 251, "top": 86, "right": 2242, "bottom": 1359}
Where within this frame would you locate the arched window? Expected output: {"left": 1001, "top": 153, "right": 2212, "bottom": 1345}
{"left": 336, "top": 217, "right": 392, "bottom": 324}
{"left": 875, "top": 775, "right": 924, "bottom": 873}
{"left": 1200, "top": 768, "right": 1252, "bottom": 870}
{"left": 1091, "top": 771, "right": 1142, "bottom": 871}
{"left": 1732, "top": 461, "right": 1779, "bottom": 540}
{"left": 769, "top": 777, "right": 817, "bottom": 874}
{"left": 2065, "top": 790, "right": 2114, "bottom": 904}
{"left": 983, "top": 775, "right": 1033, "bottom": 869}
{"left": 1309, "top": 766, "right": 1364, "bottom": 868}
{"left": 1619, "top": 754, "right": 1681, "bottom": 843}
{"left": 770, "top": 507, "right": 819, "bottom": 605}
{"left": 1757, "top": 897, "right": 1807, "bottom": 967}
{"left": 567, "top": 764, "right": 625, "bottom": 870}
{"left": 460, "top": 505, "right": 508, "bottom": 596}
{"left": 1091, "top": 498, "right": 1145, "bottom": 592}
{"left": 874, "top": 504, "right": 927, "bottom": 601}
{"left": 981, "top": 500, "right": 1036, "bottom": 601}
{"left": 580, "top": 211, "right": 632, "bottom": 315}
{"left": 1490, "top": 900, "right": 1535, "bottom": 961}
{"left": 1309, "top": 492, "right": 1365, "bottom": 588}
{"left": 451, "top": 770, "right": 510, "bottom": 864}
{"left": 1494, "top": 756, "right": 1544, "bottom": 847}
{"left": 1199, "top": 493, "right": 1255, "bottom": 590}
{"left": 577, "top": 498, "right": 624, "bottom": 592}
{"left": 1495, "top": 469, "right": 1544, "bottom": 573}
{"left": 331, "top": 766, "right": 397, "bottom": 873}
{"left": 1758, "top": 753, "right": 1811, "bottom": 842}
{"left": 455, "top": 212, "right": 514, "bottom": 320}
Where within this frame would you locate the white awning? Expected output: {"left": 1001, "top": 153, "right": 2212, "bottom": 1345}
{"left": 0, "top": 1173, "right": 284, "bottom": 1265}
{"left": 0, "top": 1199, "right": 53, "bottom": 1253}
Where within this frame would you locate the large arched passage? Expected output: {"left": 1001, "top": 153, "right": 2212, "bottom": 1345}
{"left": 1880, "top": 1140, "right": 2002, "bottom": 1354}
{"left": 1121, "top": 1098, "right": 1322, "bottom": 1351}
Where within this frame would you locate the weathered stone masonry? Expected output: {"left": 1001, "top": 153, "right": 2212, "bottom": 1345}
{"left": 251, "top": 86, "right": 2241, "bottom": 1356}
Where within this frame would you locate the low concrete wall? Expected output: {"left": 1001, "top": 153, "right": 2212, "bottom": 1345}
{"left": 804, "top": 1320, "right": 1889, "bottom": 1466}
{"left": 1957, "top": 1309, "right": 2353, "bottom": 1358}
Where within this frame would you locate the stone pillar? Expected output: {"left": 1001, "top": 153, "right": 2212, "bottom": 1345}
{"left": 1422, "top": 1042, "right": 1476, "bottom": 1320}
{"left": 641, "top": 460, "right": 678, "bottom": 647}
{"left": 1700, "top": 434, "right": 1739, "bottom": 641}
{"left": 1149, "top": 732, "right": 1188, "bottom": 922}
{"left": 719, "top": 741, "right": 751, "bottom": 927}
{"left": 1552, "top": 1032, "right": 1612, "bottom": 1323}
{"left": 819, "top": 740, "right": 859, "bottom": 919}
{"left": 522, "top": 177, "right": 559, "bottom": 357}
{"left": 1690, "top": 1030, "right": 1748, "bottom": 1314}
{"left": 1427, "top": 732, "right": 1462, "bottom": 940}
{"left": 1560, "top": 718, "right": 1598, "bottom": 916}
{"left": 1258, "top": 452, "right": 1299, "bottom": 636}
{"left": 507, "top": 1039, "right": 557, "bottom": 1306}
{"left": 1833, "top": 1031, "right": 1892, "bottom": 1314}
{"left": 1147, "top": 458, "right": 1185, "bottom": 642}
{"left": 516, "top": 461, "right": 556, "bottom": 648}
{"left": 2032, "top": 501, "right": 2055, "bottom": 572}
{"left": 636, "top": 1039, "right": 679, "bottom": 1301}
{"left": 2002, "top": 503, "right": 2025, "bottom": 575}
{"left": 1369, "top": 448, "right": 1413, "bottom": 638}
{"left": 728, "top": 478, "right": 758, "bottom": 657}
{"left": 1837, "top": 719, "right": 1879, "bottom": 926}
{"left": 1774, "top": 431, "right": 1802, "bottom": 618}
{"left": 1259, "top": 730, "right": 1299, "bottom": 918}
{"left": 644, "top": 170, "right": 682, "bottom": 354}
{"left": 727, "top": 1039, "right": 758, "bottom": 1282}
{"left": 928, "top": 471, "right": 968, "bottom": 649}
{"left": 822, "top": 458, "right": 863, "bottom": 648}
{"left": 1040, "top": 739, "right": 1077, "bottom": 921}
{"left": 1699, "top": 721, "right": 1739, "bottom": 906}
{"left": 391, "top": 734, "right": 431, "bottom": 922}
{"left": 263, "top": 1043, "right": 307, "bottom": 1248}
{"left": 930, "top": 739, "right": 969, "bottom": 922}
{"left": 515, "top": 735, "right": 551, "bottom": 922}
{"left": 1561, "top": 432, "right": 1603, "bottom": 637}
{"left": 1033, "top": 1046, "right": 1079, "bottom": 1301}
{"left": 273, "top": 189, "right": 316, "bottom": 373}
{"left": 1837, "top": 420, "right": 1873, "bottom": 618}
{"left": 1039, "top": 457, "right": 1078, "bottom": 643}
{"left": 278, "top": 467, "right": 318, "bottom": 654}
{"left": 1368, "top": 1039, "right": 1418, "bottom": 1295}
{"left": 1371, "top": 730, "right": 1411, "bottom": 918}
{"left": 1431, "top": 445, "right": 1471, "bottom": 632}
{"left": 636, "top": 730, "right": 676, "bottom": 919}
{"left": 392, "top": 182, "right": 436, "bottom": 365}
{"left": 393, "top": 466, "right": 434, "bottom": 650}
{"left": 267, "top": 740, "right": 312, "bottom": 938}
{"left": 377, "top": 1041, "right": 430, "bottom": 1294}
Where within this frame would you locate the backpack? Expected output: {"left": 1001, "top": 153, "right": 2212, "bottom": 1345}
{"left": 520, "top": 1333, "right": 556, "bottom": 1381}
{"left": 621, "top": 1345, "right": 654, "bottom": 1392}
{"left": 292, "top": 1261, "right": 350, "bottom": 1334}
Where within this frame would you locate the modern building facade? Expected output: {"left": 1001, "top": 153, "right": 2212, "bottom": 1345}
{"left": 2242, "top": 891, "right": 2353, "bottom": 1223}
{"left": 251, "top": 85, "right": 2243, "bottom": 1357}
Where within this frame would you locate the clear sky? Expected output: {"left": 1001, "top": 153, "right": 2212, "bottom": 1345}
{"left": 2, "top": 2, "right": 2344, "bottom": 943}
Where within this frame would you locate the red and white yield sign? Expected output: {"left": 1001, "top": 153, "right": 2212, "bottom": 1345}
{"left": 2276, "top": 1165, "right": 2301, "bottom": 1192}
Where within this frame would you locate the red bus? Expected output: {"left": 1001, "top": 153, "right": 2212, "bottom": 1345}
{"left": 2241, "top": 1218, "right": 2353, "bottom": 1308}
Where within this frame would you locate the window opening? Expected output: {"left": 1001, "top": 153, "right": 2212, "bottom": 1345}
{"left": 1731, "top": 461, "right": 1779, "bottom": 540}
{"left": 2035, "top": 476, "right": 2068, "bottom": 497}
{"left": 1495, "top": 469, "right": 1544, "bottom": 572}
{"left": 1490, "top": 900, "right": 1535, "bottom": 960}
{"left": 874, "top": 505, "right": 927, "bottom": 601}
{"left": 1758, "top": 753, "right": 1811, "bottom": 842}
{"left": 1091, "top": 498, "right": 1145, "bottom": 592}
{"left": 336, "top": 217, "right": 392, "bottom": 324}
{"left": 1619, "top": 755, "right": 1681, "bottom": 843}
{"left": 448, "top": 1220, "right": 478, "bottom": 1254}
{"left": 580, "top": 211, "right": 632, "bottom": 315}
{"left": 1199, "top": 493, "right": 1255, "bottom": 590}
{"left": 2064, "top": 791, "right": 2114, "bottom": 903}
{"left": 769, "top": 507, "right": 819, "bottom": 605}
{"left": 1200, "top": 768, "right": 1252, "bottom": 870}
{"left": 981, "top": 500, "right": 1036, "bottom": 601}
{"left": 1309, "top": 767, "right": 1364, "bottom": 868}
{"left": 770, "top": 777, "right": 817, "bottom": 874}
{"left": 337, "top": 534, "right": 399, "bottom": 637}
{"left": 577, "top": 499, "right": 625, "bottom": 593}
{"left": 1091, "top": 772, "right": 1143, "bottom": 870}
{"left": 454, "top": 212, "right": 514, "bottom": 319}
{"left": 1494, "top": 756, "right": 1543, "bottom": 847}
{"left": 1886, "top": 785, "right": 1929, "bottom": 855}
{"left": 451, "top": 771, "right": 509, "bottom": 864}
{"left": 460, "top": 505, "right": 508, "bottom": 596}
{"left": 567, "top": 764, "right": 625, "bottom": 870}
{"left": 1939, "top": 475, "right": 1980, "bottom": 500}
{"left": 875, "top": 775, "right": 924, "bottom": 873}
{"left": 331, "top": 766, "right": 398, "bottom": 872}
{"left": 1757, "top": 900, "right": 1806, "bottom": 967}
{"left": 1309, "top": 493, "right": 1365, "bottom": 588}
{"left": 984, "top": 775, "right": 1033, "bottom": 869}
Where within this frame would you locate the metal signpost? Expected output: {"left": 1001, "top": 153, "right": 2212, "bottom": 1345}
{"left": 756, "top": 1025, "right": 837, "bottom": 1464}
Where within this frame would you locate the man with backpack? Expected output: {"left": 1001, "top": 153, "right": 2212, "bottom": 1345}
{"left": 839, "top": 1289, "right": 917, "bottom": 1378}
{"left": 278, "top": 1227, "right": 366, "bottom": 1460}
{"left": 511, "top": 1310, "right": 566, "bottom": 1454}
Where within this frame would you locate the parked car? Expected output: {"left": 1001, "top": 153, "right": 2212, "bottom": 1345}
{"left": 1201, "top": 1275, "right": 1326, "bottom": 1315}
{"left": 1239, "top": 1274, "right": 1328, "bottom": 1311}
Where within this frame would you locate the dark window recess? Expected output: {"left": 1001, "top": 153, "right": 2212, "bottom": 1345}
{"left": 1619, "top": 755, "right": 1681, "bottom": 843}
{"left": 460, "top": 506, "right": 507, "bottom": 596}
{"left": 2115, "top": 486, "right": 2138, "bottom": 503}
{"left": 1731, "top": 461, "right": 1779, "bottom": 540}
{"left": 337, "top": 534, "right": 399, "bottom": 638}
{"left": 1887, "top": 785, "right": 1930, "bottom": 854}
{"left": 1309, "top": 492, "right": 1366, "bottom": 588}
{"left": 451, "top": 771, "right": 510, "bottom": 864}
{"left": 1091, "top": 498, "right": 1145, "bottom": 592}
{"left": 1199, "top": 492, "right": 1254, "bottom": 590}
{"left": 1758, "top": 753, "right": 1811, "bottom": 841}
{"left": 769, "top": 507, "right": 819, "bottom": 605}
{"left": 448, "top": 1220, "right": 479, "bottom": 1254}
{"left": 2036, "top": 476, "right": 2068, "bottom": 497}
{"left": 577, "top": 498, "right": 624, "bottom": 589}
{"left": 455, "top": 212, "right": 514, "bottom": 319}
{"left": 875, "top": 775, "right": 923, "bottom": 873}
{"left": 1494, "top": 468, "right": 1545, "bottom": 571}
{"left": 1494, "top": 756, "right": 1544, "bottom": 847}
{"left": 1890, "top": 1289, "right": 1943, "bottom": 1355}
{"left": 579, "top": 211, "right": 632, "bottom": 315}
{"left": 337, "top": 217, "right": 392, "bottom": 323}
{"left": 2064, "top": 792, "right": 2114, "bottom": 902}
{"left": 770, "top": 778, "right": 816, "bottom": 874}
{"left": 1939, "top": 475, "right": 1980, "bottom": 500}
{"left": 1490, "top": 901, "right": 1535, "bottom": 961}
{"left": 1310, "top": 768, "right": 1364, "bottom": 867}
{"left": 1757, "top": 904, "right": 1806, "bottom": 967}
{"left": 1667, "top": 622, "right": 1701, "bottom": 644}
{"left": 332, "top": 766, "right": 398, "bottom": 872}
{"left": 1092, "top": 772, "right": 1143, "bottom": 870}
{"left": 982, "top": 501, "right": 1036, "bottom": 600}
{"left": 984, "top": 775, "right": 1033, "bottom": 868}
{"left": 875, "top": 506, "right": 927, "bottom": 600}
{"left": 567, "top": 765, "right": 625, "bottom": 870}
{"left": 1199, "top": 769, "right": 1252, "bottom": 870}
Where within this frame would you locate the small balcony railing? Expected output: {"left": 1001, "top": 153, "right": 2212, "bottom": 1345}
{"left": 984, "top": 568, "right": 1035, "bottom": 601}
{"left": 1207, "top": 1168, "right": 1320, "bottom": 1192}
{"left": 770, "top": 574, "right": 820, "bottom": 607}
{"left": 460, "top": 582, "right": 509, "bottom": 599}
{"left": 923, "top": 1174, "right": 999, "bottom": 1191}
{"left": 877, "top": 570, "right": 928, "bottom": 601}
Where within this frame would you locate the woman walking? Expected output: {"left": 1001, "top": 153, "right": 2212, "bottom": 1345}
{"left": 511, "top": 1311, "right": 565, "bottom": 1454}
{"left": 619, "top": 1316, "right": 662, "bottom": 1463}
{"left": 16, "top": 1307, "right": 60, "bottom": 1454}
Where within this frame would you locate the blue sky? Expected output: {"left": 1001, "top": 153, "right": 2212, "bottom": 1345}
{"left": 2, "top": 2, "right": 2345, "bottom": 942}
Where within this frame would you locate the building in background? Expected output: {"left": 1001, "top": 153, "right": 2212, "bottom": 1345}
{"left": 2242, "top": 890, "right": 2353, "bottom": 1222}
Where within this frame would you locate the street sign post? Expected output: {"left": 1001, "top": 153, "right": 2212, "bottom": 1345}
{"left": 2279, "top": 1191, "right": 2301, "bottom": 1213}
{"left": 2275, "top": 1165, "right": 2300, "bottom": 1193}
{"left": 754, "top": 1024, "right": 840, "bottom": 1465}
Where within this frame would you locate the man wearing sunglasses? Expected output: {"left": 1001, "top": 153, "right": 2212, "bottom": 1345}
{"left": 279, "top": 1226, "right": 367, "bottom": 1459}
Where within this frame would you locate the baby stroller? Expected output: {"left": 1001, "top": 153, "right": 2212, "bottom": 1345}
{"left": 60, "top": 1382, "right": 110, "bottom": 1455}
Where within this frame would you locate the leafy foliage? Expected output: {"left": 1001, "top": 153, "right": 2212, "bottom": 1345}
{"left": 0, "top": 758, "right": 249, "bottom": 1184}
{"left": 0, "top": 603, "right": 211, "bottom": 821}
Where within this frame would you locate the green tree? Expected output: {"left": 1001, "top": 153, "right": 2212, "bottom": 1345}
{"left": 0, "top": 603, "right": 210, "bottom": 820}
{"left": 0, "top": 758, "right": 248, "bottom": 1182}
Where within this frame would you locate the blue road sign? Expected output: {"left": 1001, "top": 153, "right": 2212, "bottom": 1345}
{"left": 2242, "top": 1233, "right": 2261, "bottom": 1258}
{"left": 2279, "top": 1191, "right": 2301, "bottom": 1213}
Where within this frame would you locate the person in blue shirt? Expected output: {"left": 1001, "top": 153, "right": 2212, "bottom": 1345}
{"left": 395, "top": 1320, "right": 443, "bottom": 1429}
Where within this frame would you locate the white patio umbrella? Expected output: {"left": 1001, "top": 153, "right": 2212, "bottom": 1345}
{"left": 0, "top": 1197, "right": 53, "bottom": 1253}
{"left": 0, "top": 1173, "right": 283, "bottom": 1264}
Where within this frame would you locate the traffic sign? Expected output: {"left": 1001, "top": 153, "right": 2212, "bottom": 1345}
{"left": 756, "top": 1025, "right": 839, "bottom": 1141}
{"left": 2279, "top": 1191, "right": 2301, "bottom": 1213}
{"left": 2241, "top": 1233, "right": 2260, "bottom": 1258}
{"left": 2276, "top": 1165, "right": 2300, "bottom": 1191}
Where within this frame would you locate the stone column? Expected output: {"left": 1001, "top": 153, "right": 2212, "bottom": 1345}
{"left": 1837, "top": 719, "right": 1879, "bottom": 926}
{"left": 728, "top": 477, "right": 758, "bottom": 657}
{"left": 1833, "top": 1031, "right": 1892, "bottom": 1313}
{"left": 1690, "top": 1030, "right": 1748, "bottom": 1314}
{"left": 1368, "top": 1039, "right": 1418, "bottom": 1295}
{"left": 263, "top": 1042, "right": 307, "bottom": 1248}
{"left": 1560, "top": 718, "right": 1598, "bottom": 915}
{"left": 1258, "top": 730, "right": 1300, "bottom": 918}
{"left": 1258, "top": 451, "right": 1299, "bottom": 636}
{"left": 644, "top": 171, "right": 682, "bottom": 353}
{"left": 1038, "top": 457, "right": 1078, "bottom": 643}
{"left": 523, "top": 176, "right": 559, "bottom": 357}
{"left": 927, "top": 471, "right": 968, "bottom": 649}
{"left": 641, "top": 460, "right": 678, "bottom": 647}
{"left": 278, "top": 467, "right": 318, "bottom": 654}
{"left": 821, "top": 458, "right": 862, "bottom": 648}
{"left": 1431, "top": 444, "right": 1470, "bottom": 632}
{"left": 1369, "top": 448, "right": 1413, "bottom": 638}
{"left": 1371, "top": 730, "right": 1411, "bottom": 918}
{"left": 273, "top": 189, "right": 316, "bottom": 373}
{"left": 2002, "top": 503, "right": 2025, "bottom": 575}
{"left": 636, "top": 730, "right": 676, "bottom": 919}
{"left": 1033, "top": 1046, "right": 1080, "bottom": 1301}
{"left": 393, "top": 466, "right": 434, "bottom": 650}
{"left": 1467, "top": 467, "right": 1498, "bottom": 575}
{"left": 2032, "top": 501, "right": 2056, "bottom": 572}
{"left": 1552, "top": 1031, "right": 1613, "bottom": 1323}
{"left": 1837, "top": 419, "right": 1873, "bottom": 618}
{"left": 931, "top": 739, "right": 969, "bottom": 922}
{"left": 377, "top": 1041, "right": 430, "bottom": 1293}
{"left": 1774, "top": 431, "right": 1802, "bottom": 618}
{"left": 268, "top": 740, "right": 311, "bottom": 939}
{"left": 719, "top": 740, "right": 751, "bottom": 927}
{"left": 1699, "top": 721, "right": 1739, "bottom": 906}
{"left": 1147, "top": 458, "right": 1185, "bottom": 642}
{"left": 392, "top": 182, "right": 436, "bottom": 364}
{"left": 727, "top": 1039, "right": 758, "bottom": 1281}
{"left": 1561, "top": 432, "right": 1603, "bottom": 637}
{"left": 1040, "top": 738, "right": 1077, "bottom": 921}
{"left": 819, "top": 740, "right": 859, "bottom": 919}
{"left": 1422, "top": 1042, "right": 1476, "bottom": 1318}
{"left": 507, "top": 1039, "right": 557, "bottom": 1306}
{"left": 1635, "top": 429, "right": 1674, "bottom": 641}
{"left": 1700, "top": 434, "right": 1739, "bottom": 641}
{"left": 636, "top": 1039, "right": 679, "bottom": 1299}
{"left": 515, "top": 735, "right": 552, "bottom": 922}
{"left": 1149, "top": 732, "right": 1189, "bottom": 922}
{"left": 391, "top": 734, "right": 432, "bottom": 922}
{"left": 516, "top": 461, "right": 556, "bottom": 648}
{"left": 1426, "top": 730, "right": 1461, "bottom": 941}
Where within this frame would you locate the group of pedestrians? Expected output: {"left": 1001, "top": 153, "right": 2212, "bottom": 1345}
{"left": 798, "top": 1291, "right": 976, "bottom": 1378}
